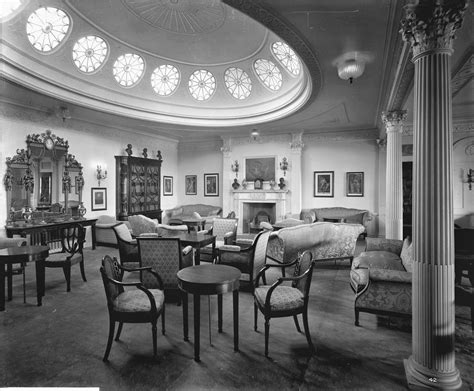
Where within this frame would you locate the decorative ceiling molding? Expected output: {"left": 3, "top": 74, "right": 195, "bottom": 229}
{"left": 452, "top": 47, "right": 474, "bottom": 97}
{"left": 403, "top": 121, "right": 474, "bottom": 135}
{"left": 274, "top": 103, "right": 350, "bottom": 130}
{"left": 304, "top": 129, "right": 378, "bottom": 143}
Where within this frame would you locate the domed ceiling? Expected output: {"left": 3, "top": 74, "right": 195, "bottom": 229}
{"left": 1, "top": 0, "right": 316, "bottom": 127}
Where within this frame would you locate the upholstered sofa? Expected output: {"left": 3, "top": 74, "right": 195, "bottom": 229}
{"left": 95, "top": 215, "right": 131, "bottom": 247}
{"left": 127, "top": 214, "right": 188, "bottom": 236}
{"left": 349, "top": 237, "right": 413, "bottom": 326}
{"left": 266, "top": 221, "right": 365, "bottom": 266}
{"left": 162, "top": 204, "right": 222, "bottom": 228}
{"left": 300, "top": 207, "right": 372, "bottom": 237}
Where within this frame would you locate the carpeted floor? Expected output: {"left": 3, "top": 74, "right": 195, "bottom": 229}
{"left": 1, "top": 245, "right": 473, "bottom": 390}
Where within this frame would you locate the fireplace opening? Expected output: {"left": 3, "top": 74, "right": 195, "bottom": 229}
{"left": 242, "top": 202, "right": 276, "bottom": 233}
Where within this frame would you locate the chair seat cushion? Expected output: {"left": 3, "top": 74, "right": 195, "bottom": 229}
{"left": 352, "top": 251, "right": 405, "bottom": 270}
{"left": 113, "top": 289, "right": 164, "bottom": 312}
{"left": 254, "top": 285, "right": 304, "bottom": 312}
{"left": 46, "top": 252, "right": 82, "bottom": 265}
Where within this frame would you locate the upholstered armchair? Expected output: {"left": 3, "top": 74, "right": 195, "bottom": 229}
{"left": 137, "top": 236, "right": 193, "bottom": 301}
{"left": 100, "top": 255, "right": 165, "bottom": 361}
{"left": 128, "top": 214, "right": 188, "bottom": 237}
{"left": 217, "top": 229, "right": 272, "bottom": 290}
{"left": 199, "top": 217, "right": 238, "bottom": 263}
{"left": 112, "top": 223, "right": 140, "bottom": 271}
{"left": 350, "top": 237, "right": 413, "bottom": 326}
{"left": 95, "top": 215, "right": 131, "bottom": 247}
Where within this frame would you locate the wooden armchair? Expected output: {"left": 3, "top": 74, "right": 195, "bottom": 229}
{"left": 112, "top": 223, "right": 140, "bottom": 272}
{"left": 199, "top": 217, "right": 238, "bottom": 263}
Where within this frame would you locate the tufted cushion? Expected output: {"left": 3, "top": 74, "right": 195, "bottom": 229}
{"left": 400, "top": 238, "right": 414, "bottom": 272}
{"left": 254, "top": 285, "right": 304, "bottom": 312}
{"left": 352, "top": 251, "right": 405, "bottom": 270}
{"left": 113, "top": 289, "right": 164, "bottom": 312}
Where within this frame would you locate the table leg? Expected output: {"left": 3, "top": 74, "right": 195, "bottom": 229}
{"left": 35, "top": 259, "right": 45, "bottom": 306}
{"left": 212, "top": 239, "right": 216, "bottom": 263}
{"left": 218, "top": 294, "right": 223, "bottom": 333}
{"left": 182, "top": 291, "right": 189, "bottom": 341}
{"left": 193, "top": 293, "right": 200, "bottom": 362}
{"left": 233, "top": 290, "right": 239, "bottom": 352}
{"left": 7, "top": 264, "right": 13, "bottom": 301}
{"left": 91, "top": 223, "right": 97, "bottom": 250}
{"left": 195, "top": 248, "right": 201, "bottom": 266}
{"left": 0, "top": 263, "right": 5, "bottom": 311}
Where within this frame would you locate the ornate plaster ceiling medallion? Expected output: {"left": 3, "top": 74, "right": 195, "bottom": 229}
{"left": 151, "top": 65, "right": 180, "bottom": 96}
{"left": 122, "top": 0, "right": 226, "bottom": 34}
{"left": 26, "top": 7, "right": 70, "bottom": 52}
{"left": 72, "top": 36, "right": 108, "bottom": 73}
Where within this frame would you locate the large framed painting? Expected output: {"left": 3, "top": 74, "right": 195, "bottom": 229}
{"left": 245, "top": 157, "right": 276, "bottom": 182}
{"left": 91, "top": 187, "right": 107, "bottom": 211}
{"left": 163, "top": 176, "right": 173, "bottom": 196}
{"left": 185, "top": 175, "right": 197, "bottom": 195}
{"left": 204, "top": 173, "right": 219, "bottom": 196}
{"left": 346, "top": 172, "right": 364, "bottom": 197}
{"left": 314, "top": 171, "right": 334, "bottom": 197}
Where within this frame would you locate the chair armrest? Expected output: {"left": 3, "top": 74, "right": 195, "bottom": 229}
{"left": 198, "top": 229, "right": 210, "bottom": 235}
{"left": 369, "top": 268, "right": 412, "bottom": 283}
{"left": 96, "top": 222, "right": 118, "bottom": 229}
{"left": 235, "top": 238, "right": 254, "bottom": 246}
{"left": 121, "top": 265, "right": 152, "bottom": 273}
{"left": 224, "top": 231, "right": 234, "bottom": 238}
{"left": 255, "top": 257, "right": 300, "bottom": 286}
{"left": 219, "top": 245, "right": 241, "bottom": 252}
{"left": 182, "top": 245, "right": 193, "bottom": 256}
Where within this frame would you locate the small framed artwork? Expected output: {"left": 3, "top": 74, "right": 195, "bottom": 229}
{"left": 185, "top": 175, "right": 197, "bottom": 195}
{"left": 163, "top": 176, "right": 173, "bottom": 196}
{"left": 254, "top": 178, "right": 263, "bottom": 190}
{"left": 314, "top": 171, "right": 334, "bottom": 197}
{"left": 91, "top": 187, "right": 107, "bottom": 211}
{"left": 204, "top": 173, "right": 219, "bottom": 197}
{"left": 346, "top": 172, "right": 364, "bottom": 197}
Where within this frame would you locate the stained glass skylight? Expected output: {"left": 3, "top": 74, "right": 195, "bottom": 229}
{"left": 188, "top": 70, "right": 216, "bottom": 101}
{"left": 254, "top": 59, "right": 282, "bottom": 91}
{"left": 224, "top": 67, "right": 252, "bottom": 100}
{"left": 26, "top": 7, "right": 70, "bottom": 52}
{"left": 72, "top": 36, "right": 108, "bottom": 73}
{"left": 272, "top": 41, "right": 301, "bottom": 76}
{"left": 113, "top": 54, "right": 145, "bottom": 87}
{"left": 151, "top": 65, "right": 180, "bottom": 96}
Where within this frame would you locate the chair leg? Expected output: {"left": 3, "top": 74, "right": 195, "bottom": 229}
{"left": 293, "top": 315, "right": 302, "bottom": 332}
{"left": 254, "top": 302, "right": 258, "bottom": 331}
{"left": 152, "top": 321, "right": 158, "bottom": 357}
{"left": 162, "top": 307, "right": 166, "bottom": 335}
{"left": 355, "top": 308, "right": 360, "bottom": 326}
{"left": 103, "top": 318, "right": 115, "bottom": 362}
{"left": 79, "top": 260, "right": 87, "bottom": 282}
{"left": 264, "top": 318, "right": 270, "bottom": 357}
{"left": 63, "top": 265, "right": 71, "bottom": 292}
{"left": 302, "top": 310, "right": 315, "bottom": 354}
{"left": 115, "top": 322, "right": 123, "bottom": 341}
{"left": 22, "top": 263, "right": 26, "bottom": 304}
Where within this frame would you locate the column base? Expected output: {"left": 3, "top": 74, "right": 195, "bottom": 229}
{"left": 404, "top": 356, "right": 462, "bottom": 390}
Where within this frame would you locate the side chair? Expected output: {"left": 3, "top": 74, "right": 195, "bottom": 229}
{"left": 100, "top": 255, "right": 165, "bottom": 361}
{"left": 42, "top": 223, "right": 86, "bottom": 292}
{"left": 254, "top": 250, "right": 315, "bottom": 357}
{"left": 199, "top": 217, "right": 238, "bottom": 263}
{"left": 112, "top": 223, "right": 140, "bottom": 272}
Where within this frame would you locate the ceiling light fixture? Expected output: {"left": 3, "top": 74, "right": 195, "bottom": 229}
{"left": 337, "top": 59, "right": 365, "bottom": 84}
{"left": 250, "top": 129, "right": 260, "bottom": 142}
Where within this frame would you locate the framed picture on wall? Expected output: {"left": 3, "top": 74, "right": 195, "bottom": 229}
{"left": 346, "top": 172, "right": 364, "bottom": 197}
{"left": 163, "top": 176, "right": 173, "bottom": 196}
{"left": 204, "top": 173, "right": 219, "bottom": 196}
{"left": 314, "top": 171, "right": 334, "bottom": 197}
{"left": 91, "top": 187, "right": 107, "bottom": 211}
{"left": 245, "top": 157, "right": 276, "bottom": 181}
{"left": 185, "top": 175, "right": 197, "bottom": 195}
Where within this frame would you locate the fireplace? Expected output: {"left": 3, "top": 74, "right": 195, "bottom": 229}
{"left": 242, "top": 202, "right": 276, "bottom": 233}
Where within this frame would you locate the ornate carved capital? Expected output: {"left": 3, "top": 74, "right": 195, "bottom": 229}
{"left": 382, "top": 110, "right": 407, "bottom": 133}
{"left": 220, "top": 136, "right": 232, "bottom": 157}
{"left": 290, "top": 131, "right": 304, "bottom": 152}
{"left": 400, "top": 2, "right": 467, "bottom": 60}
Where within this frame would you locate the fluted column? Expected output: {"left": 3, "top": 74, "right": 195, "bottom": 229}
{"left": 401, "top": 2, "right": 467, "bottom": 389}
{"left": 220, "top": 136, "right": 233, "bottom": 216}
{"left": 290, "top": 132, "right": 304, "bottom": 214}
{"left": 382, "top": 111, "right": 407, "bottom": 240}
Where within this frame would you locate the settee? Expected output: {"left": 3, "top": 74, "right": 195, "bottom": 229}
{"left": 162, "top": 204, "right": 222, "bottom": 228}
{"left": 266, "top": 221, "right": 365, "bottom": 266}
{"left": 299, "top": 207, "right": 372, "bottom": 237}
{"left": 95, "top": 215, "right": 131, "bottom": 247}
{"left": 128, "top": 214, "right": 188, "bottom": 236}
{"left": 349, "top": 237, "right": 413, "bottom": 326}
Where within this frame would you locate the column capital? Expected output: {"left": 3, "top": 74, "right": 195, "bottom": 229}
{"left": 290, "top": 131, "right": 304, "bottom": 153}
{"left": 220, "top": 136, "right": 232, "bottom": 157}
{"left": 400, "top": 1, "right": 467, "bottom": 60}
{"left": 382, "top": 110, "right": 407, "bottom": 133}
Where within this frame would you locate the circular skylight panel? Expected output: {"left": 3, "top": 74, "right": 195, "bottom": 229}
{"left": 26, "top": 7, "right": 70, "bottom": 52}
{"left": 151, "top": 65, "right": 180, "bottom": 96}
{"left": 113, "top": 54, "right": 145, "bottom": 87}
{"left": 72, "top": 36, "right": 108, "bottom": 73}
{"left": 254, "top": 59, "right": 282, "bottom": 91}
{"left": 272, "top": 41, "right": 301, "bottom": 76}
{"left": 224, "top": 67, "right": 252, "bottom": 100}
{"left": 188, "top": 70, "right": 216, "bottom": 101}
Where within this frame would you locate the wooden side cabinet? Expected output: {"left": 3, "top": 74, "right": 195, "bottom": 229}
{"left": 115, "top": 150, "right": 163, "bottom": 222}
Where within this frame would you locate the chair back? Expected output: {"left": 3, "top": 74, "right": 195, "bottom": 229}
{"left": 137, "top": 237, "right": 184, "bottom": 289}
{"left": 128, "top": 214, "right": 159, "bottom": 236}
{"left": 100, "top": 255, "right": 124, "bottom": 308}
{"left": 252, "top": 230, "right": 272, "bottom": 284}
{"left": 61, "top": 224, "right": 85, "bottom": 255}
{"left": 212, "top": 218, "right": 238, "bottom": 241}
{"left": 293, "top": 250, "right": 314, "bottom": 298}
{"left": 112, "top": 222, "right": 134, "bottom": 242}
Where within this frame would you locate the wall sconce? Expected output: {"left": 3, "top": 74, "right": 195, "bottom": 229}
{"left": 96, "top": 165, "right": 107, "bottom": 186}
{"left": 280, "top": 157, "right": 289, "bottom": 176}
{"left": 466, "top": 168, "right": 473, "bottom": 190}
{"left": 250, "top": 129, "right": 261, "bottom": 143}
{"left": 56, "top": 105, "right": 71, "bottom": 123}
{"left": 231, "top": 160, "right": 239, "bottom": 178}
